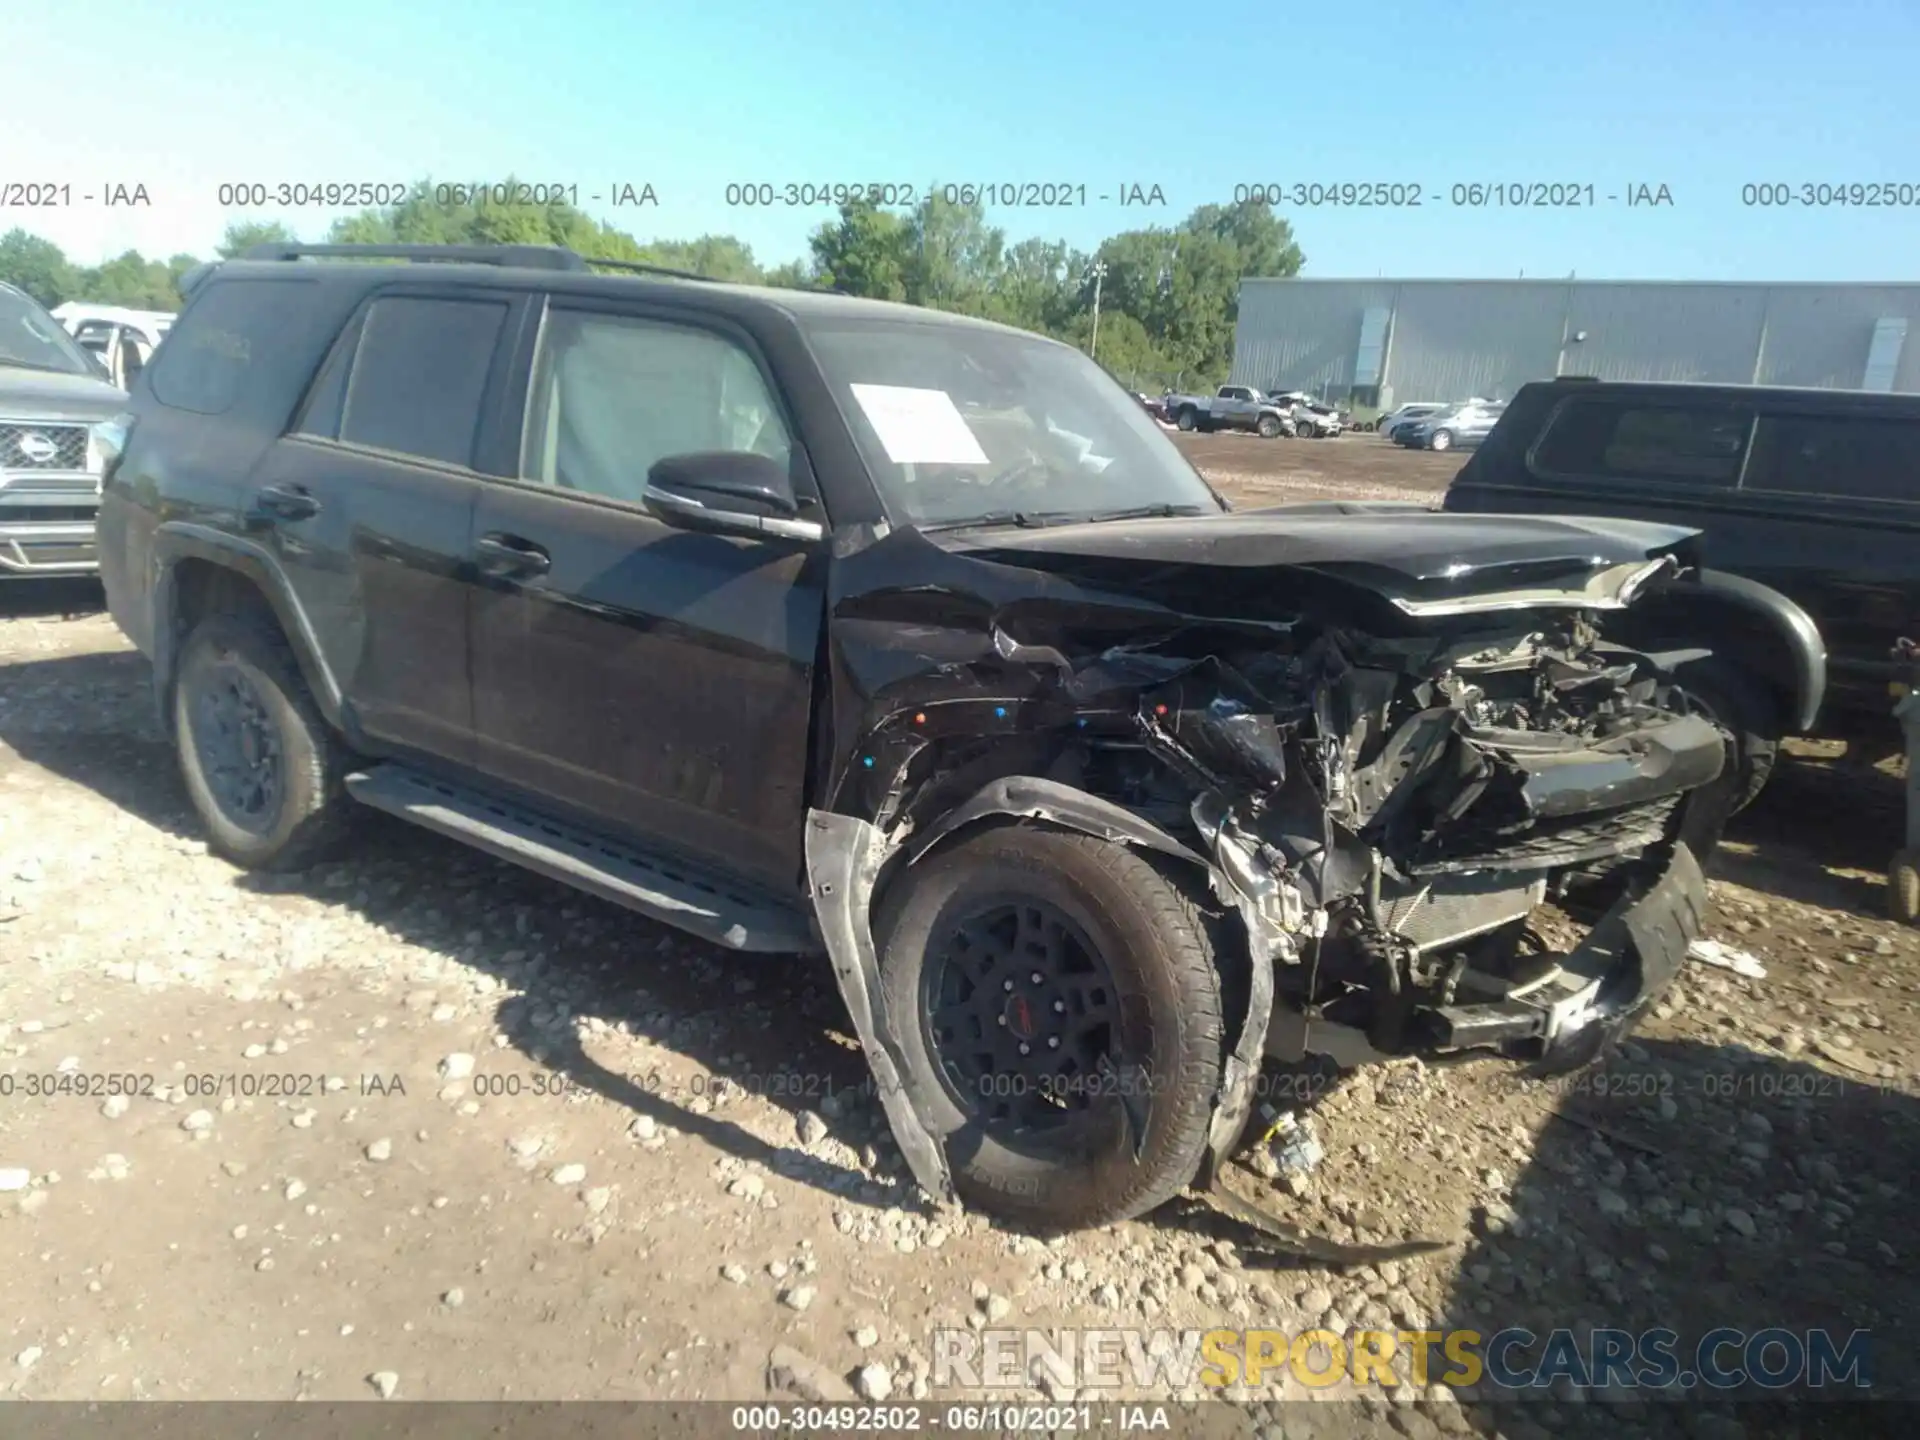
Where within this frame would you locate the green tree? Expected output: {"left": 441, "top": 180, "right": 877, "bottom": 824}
{"left": 216, "top": 220, "right": 297, "bottom": 259}
{"left": 0, "top": 229, "right": 77, "bottom": 307}
{"left": 763, "top": 257, "right": 815, "bottom": 290}
{"left": 73, "top": 250, "right": 183, "bottom": 310}
{"left": 808, "top": 199, "right": 910, "bottom": 301}
{"left": 902, "top": 192, "right": 1005, "bottom": 313}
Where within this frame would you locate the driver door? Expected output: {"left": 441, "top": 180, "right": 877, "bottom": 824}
{"left": 467, "top": 300, "right": 825, "bottom": 893}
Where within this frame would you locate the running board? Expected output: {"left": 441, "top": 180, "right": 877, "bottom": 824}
{"left": 344, "top": 765, "right": 818, "bottom": 954}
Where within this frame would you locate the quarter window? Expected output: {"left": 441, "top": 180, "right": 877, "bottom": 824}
{"left": 520, "top": 309, "right": 791, "bottom": 503}
{"left": 1533, "top": 400, "right": 1752, "bottom": 485}
{"left": 1744, "top": 413, "right": 1920, "bottom": 503}
{"left": 150, "top": 279, "right": 319, "bottom": 416}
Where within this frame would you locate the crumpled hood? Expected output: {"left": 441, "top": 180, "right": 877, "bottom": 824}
{"left": 0, "top": 365, "right": 127, "bottom": 421}
{"left": 928, "top": 505, "right": 1701, "bottom": 614}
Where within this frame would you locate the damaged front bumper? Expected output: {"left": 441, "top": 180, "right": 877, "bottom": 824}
{"left": 1268, "top": 839, "right": 1709, "bottom": 1074}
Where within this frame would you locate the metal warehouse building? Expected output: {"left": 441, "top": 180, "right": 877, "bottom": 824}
{"left": 1230, "top": 278, "right": 1920, "bottom": 411}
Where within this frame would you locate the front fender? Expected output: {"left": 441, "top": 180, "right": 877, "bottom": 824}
{"left": 1687, "top": 569, "right": 1827, "bottom": 733}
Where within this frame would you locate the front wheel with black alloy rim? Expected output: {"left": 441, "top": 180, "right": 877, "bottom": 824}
{"left": 173, "top": 610, "right": 354, "bottom": 870}
{"left": 874, "top": 823, "right": 1225, "bottom": 1232}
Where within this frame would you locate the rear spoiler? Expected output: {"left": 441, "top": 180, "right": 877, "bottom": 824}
{"left": 177, "top": 262, "right": 219, "bottom": 298}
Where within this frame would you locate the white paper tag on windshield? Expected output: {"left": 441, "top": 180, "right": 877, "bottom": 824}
{"left": 849, "top": 384, "right": 989, "bottom": 465}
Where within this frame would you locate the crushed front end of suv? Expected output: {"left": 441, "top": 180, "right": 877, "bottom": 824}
{"left": 100, "top": 247, "right": 1764, "bottom": 1236}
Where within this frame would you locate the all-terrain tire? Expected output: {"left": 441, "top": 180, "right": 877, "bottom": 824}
{"left": 173, "top": 610, "right": 354, "bottom": 870}
{"left": 874, "top": 825, "right": 1224, "bottom": 1233}
{"left": 1257, "top": 414, "right": 1283, "bottom": 439}
{"left": 1673, "top": 656, "right": 1781, "bottom": 814}
{"left": 1890, "top": 848, "right": 1920, "bottom": 925}
{"left": 1176, "top": 407, "right": 1197, "bottom": 432}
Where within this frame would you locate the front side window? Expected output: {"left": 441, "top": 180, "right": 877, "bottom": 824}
{"left": 520, "top": 309, "right": 791, "bottom": 503}
{"left": 804, "top": 320, "right": 1221, "bottom": 528}
{"left": 338, "top": 295, "right": 508, "bottom": 468}
{"left": 1532, "top": 399, "right": 1752, "bottom": 485}
{"left": 1745, "top": 413, "right": 1920, "bottom": 503}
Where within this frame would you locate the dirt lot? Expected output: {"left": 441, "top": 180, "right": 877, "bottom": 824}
{"left": 1, "top": 439, "right": 1915, "bottom": 1436}
{"left": 1172, "top": 429, "right": 1465, "bottom": 507}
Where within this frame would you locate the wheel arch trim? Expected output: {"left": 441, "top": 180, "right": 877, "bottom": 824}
{"left": 151, "top": 523, "right": 346, "bottom": 732}
{"left": 803, "top": 775, "right": 1272, "bottom": 1215}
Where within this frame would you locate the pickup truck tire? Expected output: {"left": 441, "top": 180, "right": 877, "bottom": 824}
{"left": 1175, "top": 408, "right": 1197, "bottom": 432}
{"left": 1256, "top": 414, "right": 1283, "bottom": 439}
{"left": 173, "top": 611, "right": 353, "bottom": 871}
{"left": 874, "top": 824, "right": 1224, "bottom": 1232}
{"left": 1671, "top": 655, "right": 1780, "bottom": 814}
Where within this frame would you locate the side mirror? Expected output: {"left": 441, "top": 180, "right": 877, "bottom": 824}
{"left": 641, "top": 451, "right": 823, "bottom": 543}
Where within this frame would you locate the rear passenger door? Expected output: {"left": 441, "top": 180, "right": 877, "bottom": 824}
{"left": 256, "top": 286, "right": 531, "bottom": 766}
{"left": 467, "top": 298, "right": 825, "bottom": 895}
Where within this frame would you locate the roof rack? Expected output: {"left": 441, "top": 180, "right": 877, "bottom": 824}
{"left": 238, "top": 242, "right": 717, "bottom": 282}
{"left": 242, "top": 242, "right": 587, "bottom": 269}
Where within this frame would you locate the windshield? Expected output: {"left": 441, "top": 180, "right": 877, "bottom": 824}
{"left": 804, "top": 320, "right": 1223, "bottom": 528}
{"left": 0, "top": 288, "right": 96, "bottom": 376}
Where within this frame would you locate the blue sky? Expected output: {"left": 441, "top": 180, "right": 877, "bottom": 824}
{"left": 8, "top": 0, "right": 1919, "bottom": 279}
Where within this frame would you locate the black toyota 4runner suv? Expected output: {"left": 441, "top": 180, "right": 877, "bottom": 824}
{"left": 99, "top": 244, "right": 1790, "bottom": 1232}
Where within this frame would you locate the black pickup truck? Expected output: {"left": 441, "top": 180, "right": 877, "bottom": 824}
{"left": 97, "top": 244, "right": 1779, "bottom": 1232}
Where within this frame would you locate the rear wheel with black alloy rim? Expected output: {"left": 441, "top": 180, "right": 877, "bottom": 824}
{"left": 173, "top": 610, "right": 353, "bottom": 870}
{"left": 874, "top": 824, "right": 1225, "bottom": 1232}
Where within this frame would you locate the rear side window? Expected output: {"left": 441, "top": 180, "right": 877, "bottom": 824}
{"left": 1532, "top": 399, "right": 1752, "bottom": 486}
{"left": 1744, "top": 413, "right": 1920, "bottom": 503}
{"left": 149, "top": 279, "right": 318, "bottom": 416}
{"left": 338, "top": 295, "right": 508, "bottom": 468}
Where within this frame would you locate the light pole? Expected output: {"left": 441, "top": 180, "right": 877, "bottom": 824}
{"left": 1088, "top": 260, "right": 1108, "bottom": 361}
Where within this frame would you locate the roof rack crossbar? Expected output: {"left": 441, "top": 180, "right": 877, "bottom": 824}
{"left": 240, "top": 243, "right": 589, "bottom": 271}
{"left": 577, "top": 256, "right": 714, "bottom": 282}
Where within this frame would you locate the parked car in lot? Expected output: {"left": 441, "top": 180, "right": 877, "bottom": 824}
{"left": 1446, "top": 376, "right": 1917, "bottom": 805}
{"left": 1272, "top": 393, "right": 1344, "bottom": 438}
{"left": 70, "top": 317, "right": 159, "bottom": 390}
{"left": 1395, "top": 399, "right": 1505, "bottom": 452}
{"left": 0, "top": 282, "right": 130, "bottom": 576}
{"left": 101, "top": 243, "right": 1764, "bottom": 1232}
{"left": 1162, "top": 383, "right": 1297, "bottom": 437}
{"left": 1377, "top": 402, "right": 1448, "bottom": 441}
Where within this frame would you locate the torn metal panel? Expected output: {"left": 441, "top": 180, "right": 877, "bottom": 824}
{"left": 902, "top": 773, "right": 1209, "bottom": 871}
{"left": 803, "top": 810, "right": 954, "bottom": 1206}
{"left": 806, "top": 492, "right": 1739, "bottom": 1223}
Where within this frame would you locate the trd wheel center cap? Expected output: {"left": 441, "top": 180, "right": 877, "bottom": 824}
{"left": 1004, "top": 993, "right": 1039, "bottom": 1041}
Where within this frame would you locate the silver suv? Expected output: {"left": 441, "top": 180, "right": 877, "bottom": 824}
{"left": 0, "top": 284, "right": 128, "bottom": 576}
{"left": 1394, "top": 399, "right": 1506, "bottom": 453}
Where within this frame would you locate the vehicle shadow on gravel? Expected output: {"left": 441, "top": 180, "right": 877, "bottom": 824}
{"left": 0, "top": 648, "right": 919, "bottom": 1214}
{"left": 1715, "top": 754, "right": 1905, "bottom": 920}
{"left": 1429, "top": 1036, "right": 1916, "bottom": 1438}
{"left": 0, "top": 577, "right": 106, "bottom": 620}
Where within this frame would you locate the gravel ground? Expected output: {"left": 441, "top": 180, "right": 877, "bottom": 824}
{"left": 1, "top": 440, "right": 1915, "bottom": 1435}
